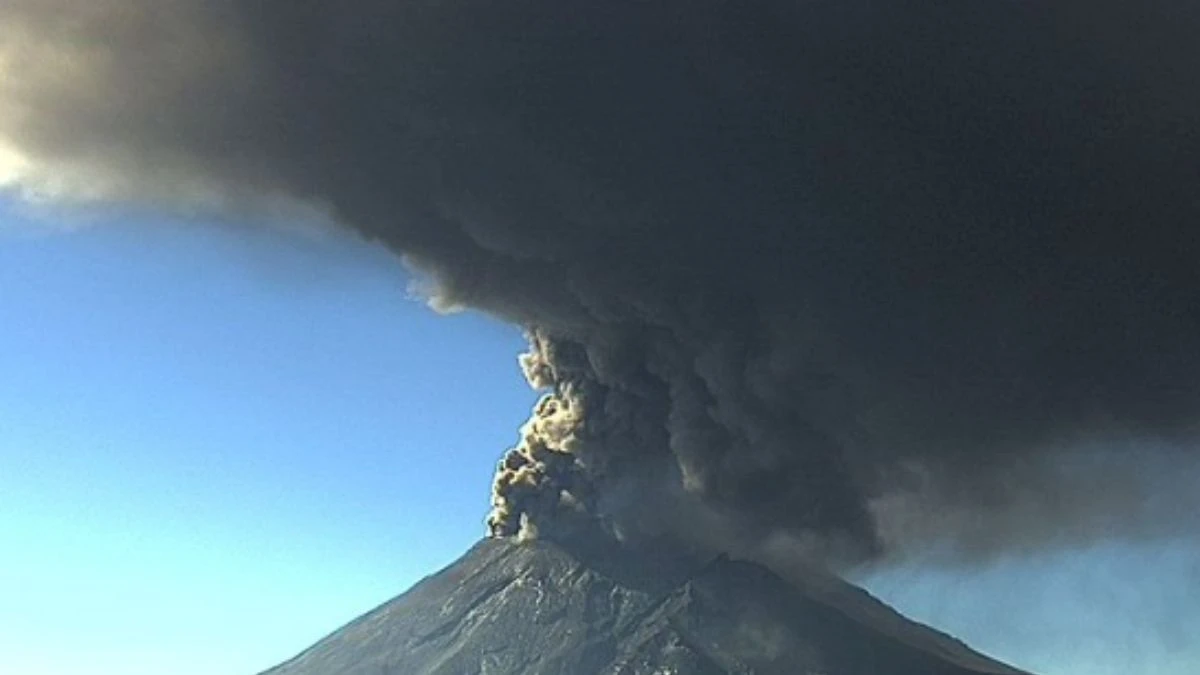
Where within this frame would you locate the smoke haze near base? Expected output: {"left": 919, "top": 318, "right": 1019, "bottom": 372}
{"left": 4, "top": 0, "right": 1199, "bottom": 564}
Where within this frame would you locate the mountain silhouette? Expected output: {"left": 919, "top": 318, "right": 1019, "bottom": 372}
{"left": 261, "top": 537, "right": 1031, "bottom": 675}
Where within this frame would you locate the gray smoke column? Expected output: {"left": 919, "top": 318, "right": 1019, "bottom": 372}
{"left": 4, "top": 0, "right": 1200, "bottom": 564}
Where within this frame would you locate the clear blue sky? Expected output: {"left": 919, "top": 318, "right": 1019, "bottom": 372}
{"left": 1, "top": 197, "right": 1195, "bottom": 675}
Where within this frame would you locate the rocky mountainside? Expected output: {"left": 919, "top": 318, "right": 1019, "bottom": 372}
{"left": 260, "top": 538, "right": 1031, "bottom": 675}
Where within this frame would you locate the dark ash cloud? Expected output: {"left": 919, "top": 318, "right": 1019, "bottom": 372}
{"left": 4, "top": 0, "right": 1200, "bottom": 564}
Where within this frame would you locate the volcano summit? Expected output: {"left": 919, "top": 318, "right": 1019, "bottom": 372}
{"left": 260, "top": 537, "right": 1031, "bottom": 675}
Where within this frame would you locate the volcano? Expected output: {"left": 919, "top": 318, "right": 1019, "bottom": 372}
{"left": 259, "top": 538, "right": 1031, "bottom": 675}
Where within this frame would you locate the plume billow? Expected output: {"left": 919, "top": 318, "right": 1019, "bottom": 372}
{"left": 2, "top": 0, "right": 1199, "bottom": 566}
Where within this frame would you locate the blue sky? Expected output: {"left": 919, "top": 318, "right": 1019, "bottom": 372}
{"left": 1, "top": 198, "right": 1195, "bottom": 674}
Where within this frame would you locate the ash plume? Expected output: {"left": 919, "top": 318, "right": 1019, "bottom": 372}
{"left": 4, "top": 0, "right": 1200, "bottom": 564}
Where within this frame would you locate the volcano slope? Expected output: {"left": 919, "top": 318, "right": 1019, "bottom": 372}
{"left": 260, "top": 538, "right": 1031, "bottom": 675}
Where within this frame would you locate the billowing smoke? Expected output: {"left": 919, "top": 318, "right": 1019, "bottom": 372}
{"left": 487, "top": 332, "right": 596, "bottom": 542}
{"left": 4, "top": 0, "right": 1200, "bottom": 565}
